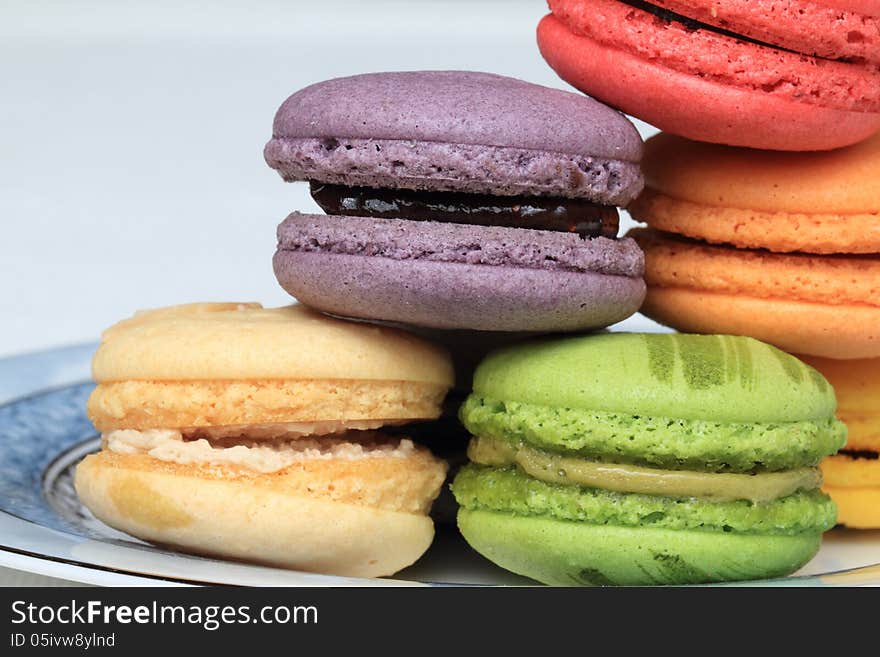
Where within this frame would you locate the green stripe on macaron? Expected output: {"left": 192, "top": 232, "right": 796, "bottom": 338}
{"left": 472, "top": 333, "right": 836, "bottom": 423}
{"left": 452, "top": 465, "right": 837, "bottom": 536}
{"left": 459, "top": 395, "right": 846, "bottom": 472}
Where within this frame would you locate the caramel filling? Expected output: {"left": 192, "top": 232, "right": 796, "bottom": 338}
{"left": 469, "top": 436, "right": 821, "bottom": 503}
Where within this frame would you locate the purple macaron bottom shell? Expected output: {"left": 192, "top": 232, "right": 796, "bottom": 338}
{"left": 273, "top": 251, "right": 646, "bottom": 332}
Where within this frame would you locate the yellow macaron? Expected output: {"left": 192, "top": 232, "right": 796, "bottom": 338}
{"left": 798, "top": 355, "right": 880, "bottom": 529}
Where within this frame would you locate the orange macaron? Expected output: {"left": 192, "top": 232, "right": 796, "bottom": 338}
{"left": 629, "top": 132, "right": 880, "bottom": 360}
{"left": 629, "top": 132, "right": 880, "bottom": 255}
{"left": 629, "top": 230, "right": 880, "bottom": 359}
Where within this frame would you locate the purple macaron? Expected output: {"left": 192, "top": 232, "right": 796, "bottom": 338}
{"left": 265, "top": 71, "right": 646, "bottom": 332}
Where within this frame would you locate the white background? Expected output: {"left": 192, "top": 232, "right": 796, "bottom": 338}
{"left": 1, "top": 0, "right": 657, "bottom": 357}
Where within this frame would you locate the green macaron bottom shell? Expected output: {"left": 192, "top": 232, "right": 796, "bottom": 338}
{"left": 457, "top": 509, "right": 823, "bottom": 586}
{"left": 453, "top": 465, "right": 833, "bottom": 585}
{"left": 460, "top": 396, "right": 846, "bottom": 472}
{"left": 453, "top": 465, "right": 837, "bottom": 535}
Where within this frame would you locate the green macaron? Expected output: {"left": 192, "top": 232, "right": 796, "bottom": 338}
{"left": 451, "top": 333, "right": 845, "bottom": 586}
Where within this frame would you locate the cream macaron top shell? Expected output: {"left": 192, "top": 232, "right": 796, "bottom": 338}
{"left": 93, "top": 303, "right": 454, "bottom": 386}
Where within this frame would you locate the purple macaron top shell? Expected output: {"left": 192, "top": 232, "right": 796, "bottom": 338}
{"left": 264, "top": 72, "right": 645, "bottom": 204}
{"left": 269, "top": 71, "right": 643, "bottom": 161}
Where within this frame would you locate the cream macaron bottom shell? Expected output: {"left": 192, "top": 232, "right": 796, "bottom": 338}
{"left": 75, "top": 442, "right": 447, "bottom": 578}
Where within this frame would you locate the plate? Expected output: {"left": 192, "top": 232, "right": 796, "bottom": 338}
{"left": 1, "top": 342, "right": 879, "bottom": 587}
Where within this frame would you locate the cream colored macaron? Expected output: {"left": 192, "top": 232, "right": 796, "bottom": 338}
{"left": 76, "top": 302, "right": 453, "bottom": 578}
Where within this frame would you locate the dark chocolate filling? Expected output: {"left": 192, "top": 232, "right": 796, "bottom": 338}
{"left": 840, "top": 450, "right": 879, "bottom": 461}
{"left": 310, "top": 182, "right": 619, "bottom": 239}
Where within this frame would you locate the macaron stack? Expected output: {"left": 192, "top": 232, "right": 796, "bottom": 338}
{"left": 72, "top": 0, "right": 877, "bottom": 583}
{"left": 261, "top": 69, "right": 654, "bottom": 541}
{"left": 628, "top": 133, "right": 880, "bottom": 361}
{"left": 624, "top": 98, "right": 880, "bottom": 534}
{"left": 533, "top": 1, "right": 880, "bottom": 530}
{"left": 76, "top": 70, "right": 655, "bottom": 580}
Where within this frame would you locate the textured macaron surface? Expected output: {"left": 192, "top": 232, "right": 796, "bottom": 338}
{"left": 629, "top": 190, "right": 880, "bottom": 254}
{"left": 273, "top": 210, "right": 647, "bottom": 333}
{"left": 276, "top": 213, "right": 645, "bottom": 277}
{"left": 75, "top": 447, "right": 442, "bottom": 578}
{"left": 91, "top": 438, "right": 447, "bottom": 514}
{"left": 546, "top": 0, "right": 880, "bottom": 112}
{"left": 630, "top": 228, "right": 880, "bottom": 360}
{"left": 459, "top": 395, "right": 845, "bottom": 472}
{"left": 264, "top": 71, "right": 644, "bottom": 204}
{"left": 92, "top": 303, "right": 453, "bottom": 385}
{"left": 637, "top": 132, "right": 880, "bottom": 215}
{"left": 456, "top": 508, "right": 824, "bottom": 585}
{"left": 631, "top": 229, "right": 880, "bottom": 309}
{"left": 274, "top": 251, "right": 646, "bottom": 332}
{"left": 537, "top": 3, "right": 880, "bottom": 150}
{"left": 455, "top": 333, "right": 841, "bottom": 584}
{"left": 634, "top": 289, "right": 880, "bottom": 360}
{"left": 461, "top": 333, "right": 845, "bottom": 471}
{"left": 646, "top": 0, "right": 880, "bottom": 65}
{"left": 629, "top": 132, "right": 880, "bottom": 254}
{"left": 268, "top": 71, "right": 642, "bottom": 161}
{"left": 453, "top": 465, "right": 837, "bottom": 535}
{"left": 470, "top": 333, "right": 837, "bottom": 423}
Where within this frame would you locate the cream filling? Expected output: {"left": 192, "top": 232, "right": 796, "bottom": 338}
{"left": 468, "top": 436, "right": 821, "bottom": 503}
{"left": 105, "top": 428, "right": 416, "bottom": 474}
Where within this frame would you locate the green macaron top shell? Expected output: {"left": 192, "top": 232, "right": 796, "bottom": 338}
{"left": 459, "top": 395, "right": 846, "bottom": 472}
{"left": 472, "top": 333, "right": 836, "bottom": 423}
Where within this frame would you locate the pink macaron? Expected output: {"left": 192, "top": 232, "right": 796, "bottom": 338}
{"left": 537, "top": 0, "right": 880, "bottom": 151}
